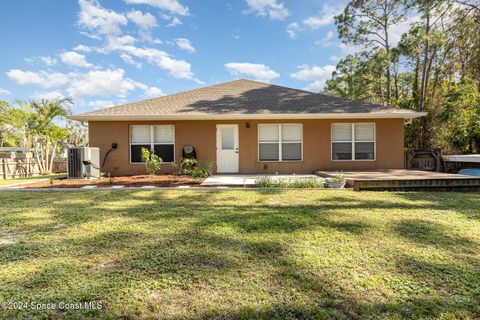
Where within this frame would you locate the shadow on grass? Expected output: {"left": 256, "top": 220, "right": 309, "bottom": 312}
{"left": 394, "top": 191, "right": 480, "bottom": 221}
{"left": 1, "top": 190, "right": 480, "bottom": 319}
{"left": 393, "top": 219, "right": 478, "bottom": 254}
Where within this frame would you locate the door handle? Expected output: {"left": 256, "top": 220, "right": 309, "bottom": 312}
{"left": 235, "top": 148, "right": 239, "bottom": 154}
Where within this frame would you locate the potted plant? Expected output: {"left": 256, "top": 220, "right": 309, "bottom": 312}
{"left": 325, "top": 172, "right": 346, "bottom": 188}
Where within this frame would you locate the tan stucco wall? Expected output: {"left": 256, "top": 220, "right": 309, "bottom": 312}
{"left": 88, "top": 118, "right": 405, "bottom": 176}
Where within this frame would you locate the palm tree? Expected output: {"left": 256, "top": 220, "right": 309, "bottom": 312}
{"left": 29, "top": 97, "right": 72, "bottom": 174}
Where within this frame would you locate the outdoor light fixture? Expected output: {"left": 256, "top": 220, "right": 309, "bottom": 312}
{"left": 245, "top": 122, "right": 251, "bottom": 128}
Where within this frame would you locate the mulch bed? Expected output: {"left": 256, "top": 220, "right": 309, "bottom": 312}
{"left": 23, "top": 175, "right": 204, "bottom": 188}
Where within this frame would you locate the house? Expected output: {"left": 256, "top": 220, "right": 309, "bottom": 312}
{"left": 70, "top": 79, "right": 426, "bottom": 175}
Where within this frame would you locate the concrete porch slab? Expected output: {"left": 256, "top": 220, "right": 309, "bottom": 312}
{"left": 201, "top": 174, "right": 319, "bottom": 186}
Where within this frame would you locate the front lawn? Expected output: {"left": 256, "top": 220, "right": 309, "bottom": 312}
{"left": 0, "top": 190, "right": 479, "bottom": 319}
{"left": 0, "top": 174, "right": 66, "bottom": 187}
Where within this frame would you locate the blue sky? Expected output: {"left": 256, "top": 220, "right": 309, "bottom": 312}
{"left": 0, "top": 0, "right": 352, "bottom": 114}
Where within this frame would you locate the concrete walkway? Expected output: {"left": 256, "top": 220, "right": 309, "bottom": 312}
{"left": 201, "top": 174, "right": 320, "bottom": 186}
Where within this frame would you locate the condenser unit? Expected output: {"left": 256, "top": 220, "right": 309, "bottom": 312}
{"left": 67, "top": 147, "right": 100, "bottom": 178}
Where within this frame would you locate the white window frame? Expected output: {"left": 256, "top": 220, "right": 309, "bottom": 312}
{"left": 331, "top": 123, "right": 376, "bottom": 161}
{"left": 129, "top": 125, "right": 175, "bottom": 164}
{"left": 258, "top": 124, "right": 303, "bottom": 162}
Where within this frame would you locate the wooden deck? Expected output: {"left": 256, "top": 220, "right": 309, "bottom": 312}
{"left": 316, "top": 169, "right": 480, "bottom": 191}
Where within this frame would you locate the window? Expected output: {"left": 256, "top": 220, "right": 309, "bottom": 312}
{"left": 331, "top": 123, "right": 375, "bottom": 161}
{"left": 130, "top": 125, "right": 175, "bottom": 163}
{"left": 258, "top": 124, "right": 302, "bottom": 161}
{"left": 221, "top": 126, "right": 235, "bottom": 150}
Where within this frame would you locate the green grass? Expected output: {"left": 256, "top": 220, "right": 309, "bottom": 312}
{"left": 0, "top": 190, "right": 480, "bottom": 319}
{"left": 0, "top": 174, "right": 66, "bottom": 187}
{"left": 255, "top": 176, "right": 325, "bottom": 188}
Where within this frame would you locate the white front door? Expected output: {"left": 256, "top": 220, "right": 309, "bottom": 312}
{"left": 216, "top": 124, "right": 239, "bottom": 173}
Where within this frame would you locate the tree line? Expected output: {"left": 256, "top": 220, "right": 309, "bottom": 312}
{"left": 325, "top": 0, "right": 480, "bottom": 154}
{"left": 0, "top": 98, "right": 87, "bottom": 174}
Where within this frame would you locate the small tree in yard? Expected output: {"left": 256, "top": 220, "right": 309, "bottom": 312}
{"left": 29, "top": 97, "right": 72, "bottom": 174}
{"left": 141, "top": 147, "right": 163, "bottom": 175}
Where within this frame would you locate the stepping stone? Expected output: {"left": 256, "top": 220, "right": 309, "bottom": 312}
{"left": 110, "top": 185, "right": 125, "bottom": 189}
{"left": 81, "top": 185, "right": 97, "bottom": 189}
{"left": 141, "top": 185, "right": 155, "bottom": 188}
{"left": 177, "top": 185, "right": 191, "bottom": 188}
{"left": 216, "top": 186, "right": 228, "bottom": 189}
{"left": 10, "top": 186, "right": 25, "bottom": 189}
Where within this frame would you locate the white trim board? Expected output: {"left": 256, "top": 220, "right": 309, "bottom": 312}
{"left": 70, "top": 112, "right": 427, "bottom": 122}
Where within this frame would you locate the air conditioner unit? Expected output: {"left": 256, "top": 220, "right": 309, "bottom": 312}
{"left": 67, "top": 147, "right": 100, "bottom": 179}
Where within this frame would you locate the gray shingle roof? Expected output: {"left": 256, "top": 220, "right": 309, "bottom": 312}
{"left": 70, "top": 79, "right": 425, "bottom": 120}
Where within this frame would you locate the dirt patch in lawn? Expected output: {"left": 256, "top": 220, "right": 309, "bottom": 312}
{"left": 22, "top": 175, "right": 204, "bottom": 188}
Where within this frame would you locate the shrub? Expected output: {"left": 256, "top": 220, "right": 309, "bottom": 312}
{"left": 333, "top": 172, "right": 345, "bottom": 183}
{"left": 180, "top": 158, "right": 197, "bottom": 175}
{"left": 255, "top": 177, "right": 275, "bottom": 188}
{"left": 191, "top": 162, "right": 213, "bottom": 180}
{"left": 255, "top": 176, "right": 324, "bottom": 188}
{"left": 171, "top": 162, "right": 179, "bottom": 175}
{"left": 289, "top": 177, "right": 325, "bottom": 188}
{"left": 141, "top": 148, "right": 163, "bottom": 175}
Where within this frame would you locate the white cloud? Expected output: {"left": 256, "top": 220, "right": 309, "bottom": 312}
{"left": 124, "top": 0, "right": 189, "bottom": 16}
{"left": 24, "top": 58, "right": 34, "bottom": 65}
{"left": 6, "top": 68, "right": 157, "bottom": 99}
{"left": 104, "top": 40, "right": 195, "bottom": 80}
{"left": 60, "top": 51, "right": 93, "bottom": 68}
{"left": 225, "top": 62, "right": 279, "bottom": 82}
{"left": 73, "top": 0, "right": 197, "bottom": 81}
{"left": 143, "top": 86, "right": 163, "bottom": 98}
{"left": 7, "top": 69, "right": 70, "bottom": 88}
{"left": 304, "top": 79, "right": 330, "bottom": 92}
{"left": 315, "top": 31, "right": 334, "bottom": 47}
{"left": 138, "top": 30, "right": 162, "bottom": 43}
{"left": 303, "top": 4, "right": 343, "bottom": 29}
{"left": 24, "top": 56, "right": 58, "bottom": 66}
{"left": 174, "top": 38, "right": 195, "bottom": 53}
{"left": 329, "top": 55, "right": 340, "bottom": 63}
{"left": 31, "top": 91, "right": 65, "bottom": 100}
{"left": 39, "top": 56, "right": 58, "bottom": 66}
{"left": 0, "top": 88, "right": 11, "bottom": 95}
{"left": 67, "top": 68, "right": 137, "bottom": 98}
{"left": 166, "top": 15, "right": 182, "bottom": 27}
{"left": 120, "top": 53, "right": 142, "bottom": 68}
{"left": 77, "top": 0, "right": 128, "bottom": 36}
{"left": 290, "top": 64, "right": 336, "bottom": 92}
{"left": 134, "top": 83, "right": 164, "bottom": 98}
{"left": 86, "top": 99, "right": 114, "bottom": 109}
{"left": 286, "top": 22, "right": 301, "bottom": 39}
{"left": 127, "top": 10, "right": 157, "bottom": 29}
{"left": 389, "top": 15, "right": 420, "bottom": 47}
{"left": 73, "top": 44, "right": 92, "bottom": 52}
{"left": 290, "top": 64, "right": 335, "bottom": 81}
{"left": 245, "top": 0, "right": 290, "bottom": 20}
{"left": 339, "top": 42, "right": 364, "bottom": 56}
{"left": 158, "top": 13, "right": 183, "bottom": 27}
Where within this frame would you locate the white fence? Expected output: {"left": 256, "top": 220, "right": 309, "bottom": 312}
{"left": 0, "top": 158, "right": 67, "bottom": 179}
